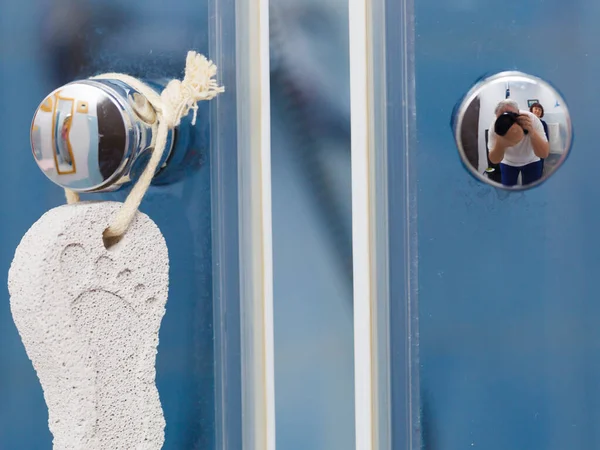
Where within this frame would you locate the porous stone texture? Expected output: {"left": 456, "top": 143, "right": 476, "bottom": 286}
{"left": 8, "top": 201, "right": 169, "bottom": 450}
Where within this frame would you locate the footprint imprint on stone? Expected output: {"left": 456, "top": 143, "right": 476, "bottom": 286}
{"left": 60, "top": 244, "right": 161, "bottom": 440}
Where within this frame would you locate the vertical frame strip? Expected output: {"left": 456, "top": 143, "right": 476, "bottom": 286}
{"left": 209, "top": 0, "right": 243, "bottom": 446}
{"left": 236, "top": 0, "right": 276, "bottom": 447}
{"left": 349, "top": 0, "right": 418, "bottom": 448}
{"left": 349, "top": 0, "right": 376, "bottom": 446}
{"left": 210, "top": 0, "right": 275, "bottom": 446}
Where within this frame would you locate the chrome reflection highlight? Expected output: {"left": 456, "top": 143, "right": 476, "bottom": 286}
{"left": 31, "top": 79, "right": 174, "bottom": 193}
{"left": 453, "top": 71, "right": 573, "bottom": 190}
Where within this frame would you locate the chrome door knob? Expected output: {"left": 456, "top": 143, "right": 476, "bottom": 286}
{"left": 31, "top": 78, "right": 174, "bottom": 192}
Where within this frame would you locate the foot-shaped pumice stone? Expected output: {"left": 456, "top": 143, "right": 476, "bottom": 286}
{"left": 8, "top": 201, "right": 169, "bottom": 450}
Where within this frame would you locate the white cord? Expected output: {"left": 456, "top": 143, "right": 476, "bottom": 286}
{"left": 65, "top": 189, "right": 80, "bottom": 204}
{"left": 66, "top": 51, "right": 224, "bottom": 239}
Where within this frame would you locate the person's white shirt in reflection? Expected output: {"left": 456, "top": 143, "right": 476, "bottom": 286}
{"left": 488, "top": 110, "right": 547, "bottom": 167}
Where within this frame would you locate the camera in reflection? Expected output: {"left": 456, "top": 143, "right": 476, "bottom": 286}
{"left": 495, "top": 111, "right": 529, "bottom": 137}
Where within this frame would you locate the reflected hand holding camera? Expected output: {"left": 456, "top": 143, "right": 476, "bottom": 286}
{"left": 488, "top": 100, "right": 550, "bottom": 186}
{"left": 495, "top": 112, "right": 526, "bottom": 145}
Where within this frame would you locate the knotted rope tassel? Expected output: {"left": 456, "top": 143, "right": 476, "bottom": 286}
{"left": 65, "top": 51, "right": 224, "bottom": 241}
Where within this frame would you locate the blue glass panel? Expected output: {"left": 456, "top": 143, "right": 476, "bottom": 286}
{"left": 0, "top": 0, "right": 243, "bottom": 448}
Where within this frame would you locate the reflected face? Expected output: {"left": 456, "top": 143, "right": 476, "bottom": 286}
{"left": 497, "top": 105, "right": 518, "bottom": 117}
{"left": 532, "top": 106, "right": 543, "bottom": 118}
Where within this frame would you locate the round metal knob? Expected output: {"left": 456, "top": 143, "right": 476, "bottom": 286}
{"left": 31, "top": 79, "right": 174, "bottom": 192}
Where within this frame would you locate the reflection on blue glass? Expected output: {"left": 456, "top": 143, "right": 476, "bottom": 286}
{"left": 270, "top": 0, "right": 355, "bottom": 448}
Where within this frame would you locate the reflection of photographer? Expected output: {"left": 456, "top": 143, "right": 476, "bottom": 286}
{"left": 488, "top": 100, "right": 550, "bottom": 186}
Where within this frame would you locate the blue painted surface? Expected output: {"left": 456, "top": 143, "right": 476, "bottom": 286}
{"left": 416, "top": 1, "right": 600, "bottom": 449}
